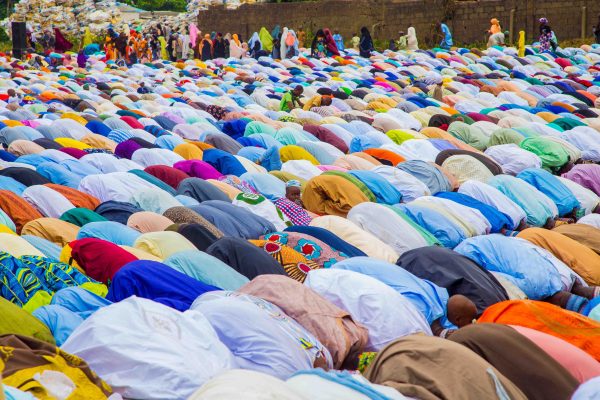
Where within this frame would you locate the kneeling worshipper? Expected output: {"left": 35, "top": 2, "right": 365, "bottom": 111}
{"left": 362, "top": 335, "right": 527, "bottom": 400}
{"left": 333, "top": 257, "right": 471, "bottom": 335}
{"left": 304, "top": 268, "right": 432, "bottom": 351}
{"left": 448, "top": 323, "right": 578, "bottom": 400}
{"left": 238, "top": 274, "right": 368, "bottom": 369}
{"left": 62, "top": 296, "right": 236, "bottom": 399}
{"left": 347, "top": 202, "right": 440, "bottom": 256}
{"left": 478, "top": 300, "right": 600, "bottom": 361}
{"left": 500, "top": 325, "right": 600, "bottom": 384}
{"left": 302, "top": 174, "right": 370, "bottom": 217}
{"left": 434, "top": 191, "right": 513, "bottom": 233}
{"left": 488, "top": 174, "right": 559, "bottom": 228}
{"left": 107, "top": 260, "right": 220, "bottom": 311}
{"left": 455, "top": 234, "right": 595, "bottom": 313}
{"left": 458, "top": 179, "right": 527, "bottom": 230}
{"left": 0, "top": 334, "right": 114, "bottom": 399}
{"left": 561, "top": 164, "right": 600, "bottom": 196}
{"left": 397, "top": 246, "right": 509, "bottom": 316}
{"left": 517, "top": 168, "right": 580, "bottom": 218}
{"left": 32, "top": 286, "right": 112, "bottom": 346}
{"left": 191, "top": 291, "right": 332, "bottom": 379}
{"left": 518, "top": 227, "right": 600, "bottom": 287}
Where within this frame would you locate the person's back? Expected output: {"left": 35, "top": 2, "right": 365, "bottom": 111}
{"left": 333, "top": 32, "right": 344, "bottom": 51}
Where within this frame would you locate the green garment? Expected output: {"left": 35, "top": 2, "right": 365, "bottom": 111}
{"left": 488, "top": 128, "right": 525, "bottom": 146}
{"left": 0, "top": 297, "right": 55, "bottom": 344}
{"left": 513, "top": 126, "right": 540, "bottom": 138}
{"left": 279, "top": 91, "right": 301, "bottom": 112}
{"left": 552, "top": 117, "right": 586, "bottom": 131}
{"left": 259, "top": 27, "right": 274, "bottom": 52}
{"left": 244, "top": 121, "right": 277, "bottom": 137}
{"left": 386, "top": 129, "right": 415, "bottom": 144}
{"left": 397, "top": 35, "right": 408, "bottom": 50}
{"left": 450, "top": 114, "right": 475, "bottom": 125}
{"left": 60, "top": 208, "right": 107, "bottom": 228}
{"left": 322, "top": 171, "right": 377, "bottom": 202}
{"left": 519, "top": 137, "right": 570, "bottom": 171}
{"left": 447, "top": 121, "right": 489, "bottom": 150}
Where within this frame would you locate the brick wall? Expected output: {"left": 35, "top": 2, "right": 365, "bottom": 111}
{"left": 196, "top": 0, "right": 600, "bottom": 46}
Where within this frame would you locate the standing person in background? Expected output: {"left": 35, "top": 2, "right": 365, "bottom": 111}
{"left": 199, "top": 34, "right": 213, "bottom": 61}
{"left": 518, "top": 31, "right": 526, "bottom": 57}
{"left": 359, "top": 26, "right": 374, "bottom": 58}
{"left": 397, "top": 31, "right": 407, "bottom": 50}
{"left": 594, "top": 15, "right": 600, "bottom": 44}
{"left": 297, "top": 28, "right": 306, "bottom": 48}
{"left": 213, "top": 33, "right": 226, "bottom": 58}
{"left": 488, "top": 18, "right": 501, "bottom": 35}
{"left": 333, "top": 30, "right": 344, "bottom": 52}
{"left": 323, "top": 28, "right": 340, "bottom": 56}
{"left": 437, "top": 22, "right": 453, "bottom": 50}
{"left": 230, "top": 34, "right": 244, "bottom": 59}
{"left": 407, "top": 27, "right": 418, "bottom": 50}
{"left": 351, "top": 32, "right": 360, "bottom": 50}
{"left": 181, "top": 29, "right": 190, "bottom": 59}
{"left": 311, "top": 29, "right": 327, "bottom": 58}
{"left": 538, "top": 17, "right": 554, "bottom": 52}
{"left": 223, "top": 33, "right": 231, "bottom": 58}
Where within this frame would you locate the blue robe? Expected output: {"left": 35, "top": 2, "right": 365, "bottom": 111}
{"left": 435, "top": 191, "right": 512, "bottom": 233}
{"left": 517, "top": 168, "right": 580, "bottom": 217}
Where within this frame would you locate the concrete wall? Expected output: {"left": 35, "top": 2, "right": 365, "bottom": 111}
{"left": 196, "top": 0, "right": 600, "bottom": 46}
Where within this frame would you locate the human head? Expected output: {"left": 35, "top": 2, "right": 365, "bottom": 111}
{"left": 399, "top": 30, "right": 405, "bottom": 36}
{"left": 360, "top": 26, "right": 369, "bottom": 36}
{"left": 140, "top": 82, "right": 145, "bottom": 87}
{"left": 7, "top": 89, "right": 15, "bottom": 97}
{"left": 447, "top": 295, "right": 477, "bottom": 327}
{"left": 539, "top": 17, "right": 548, "bottom": 25}
{"left": 292, "top": 85, "right": 304, "bottom": 96}
{"left": 491, "top": 18, "right": 499, "bottom": 24}
{"left": 285, "top": 180, "right": 302, "bottom": 205}
{"left": 334, "top": 30, "right": 339, "bottom": 34}
{"left": 353, "top": 33, "right": 357, "bottom": 37}
{"left": 321, "top": 95, "right": 333, "bottom": 106}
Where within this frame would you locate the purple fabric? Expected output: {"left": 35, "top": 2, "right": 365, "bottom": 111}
{"left": 114, "top": 139, "right": 143, "bottom": 160}
{"left": 562, "top": 164, "right": 600, "bottom": 196}
{"left": 77, "top": 51, "right": 87, "bottom": 68}
{"left": 161, "top": 112, "right": 186, "bottom": 125}
{"left": 173, "top": 160, "right": 224, "bottom": 180}
{"left": 59, "top": 147, "right": 87, "bottom": 159}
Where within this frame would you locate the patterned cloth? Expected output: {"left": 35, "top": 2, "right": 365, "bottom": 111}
{"left": 250, "top": 240, "right": 321, "bottom": 282}
{"left": 273, "top": 197, "right": 312, "bottom": 226}
{"left": 262, "top": 231, "right": 347, "bottom": 268}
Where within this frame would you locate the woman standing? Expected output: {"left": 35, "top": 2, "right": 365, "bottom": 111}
{"left": 359, "top": 26, "right": 374, "bottom": 58}
{"left": 538, "top": 18, "right": 554, "bottom": 52}
{"left": 407, "top": 27, "right": 418, "bottom": 51}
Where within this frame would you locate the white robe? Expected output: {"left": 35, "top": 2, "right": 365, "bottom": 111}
{"left": 62, "top": 297, "right": 236, "bottom": 400}
{"left": 304, "top": 269, "right": 432, "bottom": 351}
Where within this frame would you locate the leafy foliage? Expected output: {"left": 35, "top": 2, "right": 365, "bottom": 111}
{"left": 122, "top": 0, "right": 187, "bottom": 12}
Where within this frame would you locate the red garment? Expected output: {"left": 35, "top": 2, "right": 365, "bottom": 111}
{"left": 70, "top": 238, "right": 138, "bottom": 284}
{"left": 144, "top": 165, "right": 190, "bottom": 189}
{"left": 120, "top": 116, "right": 144, "bottom": 129}
{"left": 323, "top": 29, "right": 340, "bottom": 56}
{"left": 54, "top": 28, "right": 73, "bottom": 53}
{"left": 59, "top": 147, "right": 87, "bottom": 159}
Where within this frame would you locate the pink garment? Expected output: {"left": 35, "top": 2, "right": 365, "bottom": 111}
{"left": 562, "top": 164, "right": 600, "bottom": 196}
{"left": 173, "top": 160, "right": 223, "bottom": 180}
{"left": 511, "top": 325, "right": 600, "bottom": 383}
{"left": 189, "top": 23, "right": 200, "bottom": 48}
{"left": 317, "top": 165, "right": 347, "bottom": 172}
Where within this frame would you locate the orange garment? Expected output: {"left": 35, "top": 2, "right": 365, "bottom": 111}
{"left": 363, "top": 148, "right": 406, "bottom": 166}
{"left": 478, "top": 300, "right": 600, "bottom": 361}
{"left": 517, "top": 227, "right": 600, "bottom": 286}
{"left": 45, "top": 184, "right": 101, "bottom": 210}
{"left": 0, "top": 190, "right": 42, "bottom": 233}
{"left": 489, "top": 18, "right": 501, "bottom": 34}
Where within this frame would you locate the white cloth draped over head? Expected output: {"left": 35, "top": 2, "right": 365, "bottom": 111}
{"left": 347, "top": 203, "right": 432, "bottom": 256}
{"left": 61, "top": 296, "right": 236, "bottom": 400}
{"left": 370, "top": 165, "right": 430, "bottom": 201}
{"left": 485, "top": 144, "right": 542, "bottom": 175}
{"left": 22, "top": 185, "right": 75, "bottom": 218}
{"left": 191, "top": 291, "right": 333, "bottom": 379}
{"left": 458, "top": 179, "right": 527, "bottom": 229}
{"left": 304, "top": 269, "right": 432, "bottom": 351}
{"left": 310, "top": 215, "right": 399, "bottom": 262}
{"left": 78, "top": 172, "right": 156, "bottom": 202}
{"left": 131, "top": 148, "right": 185, "bottom": 168}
